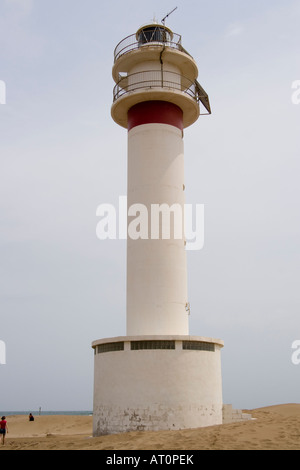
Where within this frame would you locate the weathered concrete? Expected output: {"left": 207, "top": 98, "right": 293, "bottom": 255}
{"left": 93, "top": 336, "right": 224, "bottom": 436}
{"left": 222, "top": 404, "right": 253, "bottom": 424}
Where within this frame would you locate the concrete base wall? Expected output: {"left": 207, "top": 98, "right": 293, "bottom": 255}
{"left": 222, "top": 404, "right": 252, "bottom": 424}
{"left": 92, "top": 336, "right": 224, "bottom": 436}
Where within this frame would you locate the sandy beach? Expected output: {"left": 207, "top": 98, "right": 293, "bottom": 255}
{"left": 0, "top": 404, "right": 299, "bottom": 450}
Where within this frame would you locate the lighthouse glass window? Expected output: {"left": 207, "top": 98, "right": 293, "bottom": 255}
{"left": 138, "top": 27, "right": 171, "bottom": 46}
{"left": 97, "top": 342, "right": 125, "bottom": 354}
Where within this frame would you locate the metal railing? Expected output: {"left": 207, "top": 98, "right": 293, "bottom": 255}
{"left": 114, "top": 31, "right": 185, "bottom": 62}
{"left": 113, "top": 70, "right": 211, "bottom": 114}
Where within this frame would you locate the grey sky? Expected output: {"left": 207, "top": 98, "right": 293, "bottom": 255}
{"left": 0, "top": 0, "right": 300, "bottom": 411}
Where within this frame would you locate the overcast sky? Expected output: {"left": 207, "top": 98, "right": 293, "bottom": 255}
{"left": 0, "top": 0, "right": 300, "bottom": 412}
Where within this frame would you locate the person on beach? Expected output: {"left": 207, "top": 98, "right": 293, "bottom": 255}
{"left": 0, "top": 416, "right": 8, "bottom": 445}
{"left": 29, "top": 413, "right": 35, "bottom": 422}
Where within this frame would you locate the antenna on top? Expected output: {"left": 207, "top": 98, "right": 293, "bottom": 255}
{"left": 161, "top": 6, "right": 178, "bottom": 25}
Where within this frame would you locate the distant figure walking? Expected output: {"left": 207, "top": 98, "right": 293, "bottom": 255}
{"left": 0, "top": 416, "right": 8, "bottom": 445}
{"left": 29, "top": 413, "right": 35, "bottom": 422}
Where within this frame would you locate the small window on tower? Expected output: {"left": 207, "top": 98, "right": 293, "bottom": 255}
{"left": 183, "top": 341, "right": 215, "bottom": 352}
{"left": 131, "top": 340, "right": 175, "bottom": 350}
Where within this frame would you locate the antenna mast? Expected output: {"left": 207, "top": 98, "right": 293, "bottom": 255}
{"left": 161, "top": 6, "right": 178, "bottom": 25}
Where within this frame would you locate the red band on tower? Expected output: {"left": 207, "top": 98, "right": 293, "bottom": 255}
{"left": 128, "top": 101, "right": 184, "bottom": 131}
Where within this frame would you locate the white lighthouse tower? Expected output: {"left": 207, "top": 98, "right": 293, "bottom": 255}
{"left": 92, "top": 20, "right": 224, "bottom": 436}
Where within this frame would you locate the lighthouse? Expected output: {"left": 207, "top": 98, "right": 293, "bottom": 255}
{"left": 92, "top": 21, "right": 224, "bottom": 436}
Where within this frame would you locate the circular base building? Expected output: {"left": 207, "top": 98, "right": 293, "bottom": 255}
{"left": 92, "top": 336, "right": 223, "bottom": 436}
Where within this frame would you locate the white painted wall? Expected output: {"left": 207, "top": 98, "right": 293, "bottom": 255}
{"left": 128, "top": 61, "right": 182, "bottom": 92}
{"left": 127, "top": 124, "right": 188, "bottom": 336}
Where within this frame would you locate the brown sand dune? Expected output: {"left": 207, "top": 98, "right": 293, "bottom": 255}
{"left": 1, "top": 404, "right": 300, "bottom": 450}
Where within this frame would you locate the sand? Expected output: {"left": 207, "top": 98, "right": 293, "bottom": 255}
{"left": 0, "top": 404, "right": 300, "bottom": 450}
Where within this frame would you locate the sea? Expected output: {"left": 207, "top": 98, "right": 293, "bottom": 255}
{"left": 0, "top": 411, "right": 93, "bottom": 416}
